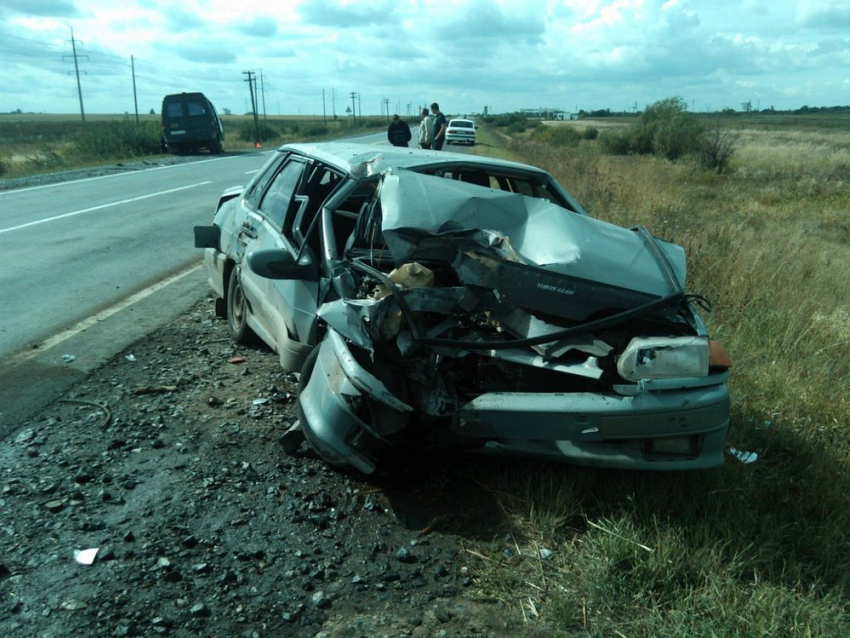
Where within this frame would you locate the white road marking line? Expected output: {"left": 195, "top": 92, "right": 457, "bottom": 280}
{"left": 9, "top": 262, "right": 203, "bottom": 364}
{"left": 0, "top": 152, "right": 274, "bottom": 196}
{"left": 0, "top": 181, "right": 212, "bottom": 235}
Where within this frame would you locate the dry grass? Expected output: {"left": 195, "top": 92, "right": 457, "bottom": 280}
{"left": 469, "top": 118, "right": 850, "bottom": 636}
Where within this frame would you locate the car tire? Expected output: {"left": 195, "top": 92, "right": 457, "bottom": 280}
{"left": 226, "top": 266, "right": 255, "bottom": 344}
{"left": 210, "top": 137, "right": 223, "bottom": 154}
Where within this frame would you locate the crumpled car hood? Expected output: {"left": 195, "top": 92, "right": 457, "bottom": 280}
{"left": 378, "top": 168, "right": 686, "bottom": 300}
{"left": 319, "top": 168, "right": 691, "bottom": 355}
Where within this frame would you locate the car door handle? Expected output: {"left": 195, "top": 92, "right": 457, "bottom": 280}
{"left": 239, "top": 224, "right": 258, "bottom": 239}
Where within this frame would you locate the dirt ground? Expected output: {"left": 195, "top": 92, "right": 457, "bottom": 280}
{"left": 0, "top": 293, "right": 546, "bottom": 638}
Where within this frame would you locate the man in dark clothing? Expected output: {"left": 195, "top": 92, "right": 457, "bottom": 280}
{"left": 387, "top": 115, "right": 412, "bottom": 147}
{"left": 430, "top": 102, "right": 447, "bottom": 150}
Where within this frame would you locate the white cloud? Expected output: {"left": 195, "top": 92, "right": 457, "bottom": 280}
{"left": 0, "top": 0, "right": 846, "bottom": 116}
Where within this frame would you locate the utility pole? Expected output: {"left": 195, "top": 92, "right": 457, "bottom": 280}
{"left": 383, "top": 98, "right": 390, "bottom": 121}
{"left": 131, "top": 55, "right": 139, "bottom": 124}
{"left": 322, "top": 89, "right": 326, "bottom": 124}
{"left": 332, "top": 87, "right": 337, "bottom": 119}
{"left": 259, "top": 69, "right": 267, "bottom": 120}
{"left": 63, "top": 27, "right": 87, "bottom": 123}
{"left": 357, "top": 93, "right": 361, "bottom": 120}
{"left": 350, "top": 91, "right": 357, "bottom": 124}
{"left": 244, "top": 71, "right": 260, "bottom": 146}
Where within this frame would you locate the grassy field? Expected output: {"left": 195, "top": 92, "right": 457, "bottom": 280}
{"left": 3, "top": 112, "right": 847, "bottom": 635}
{"left": 0, "top": 113, "right": 386, "bottom": 178}
{"left": 465, "top": 118, "right": 849, "bottom": 635}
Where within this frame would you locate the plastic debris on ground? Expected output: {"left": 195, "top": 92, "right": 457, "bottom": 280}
{"left": 729, "top": 447, "right": 759, "bottom": 464}
{"left": 73, "top": 548, "right": 99, "bottom": 565}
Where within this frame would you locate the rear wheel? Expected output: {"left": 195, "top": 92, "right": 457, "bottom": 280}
{"left": 226, "top": 266, "right": 254, "bottom": 344}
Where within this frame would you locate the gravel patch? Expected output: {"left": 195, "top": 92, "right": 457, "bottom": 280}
{"left": 0, "top": 295, "right": 538, "bottom": 638}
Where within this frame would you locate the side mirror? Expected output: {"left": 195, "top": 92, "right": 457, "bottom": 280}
{"left": 248, "top": 249, "right": 318, "bottom": 281}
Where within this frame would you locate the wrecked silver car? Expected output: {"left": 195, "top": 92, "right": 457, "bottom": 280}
{"left": 195, "top": 143, "right": 731, "bottom": 474}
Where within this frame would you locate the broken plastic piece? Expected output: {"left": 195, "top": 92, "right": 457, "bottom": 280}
{"left": 729, "top": 448, "right": 758, "bottom": 464}
{"left": 73, "top": 548, "right": 99, "bottom": 565}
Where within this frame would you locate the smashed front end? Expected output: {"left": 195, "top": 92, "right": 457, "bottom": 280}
{"left": 301, "top": 169, "right": 730, "bottom": 474}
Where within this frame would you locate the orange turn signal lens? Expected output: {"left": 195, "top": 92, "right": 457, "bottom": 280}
{"left": 709, "top": 340, "right": 732, "bottom": 369}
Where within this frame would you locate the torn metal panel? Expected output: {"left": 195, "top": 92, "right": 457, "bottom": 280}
{"left": 316, "top": 298, "right": 378, "bottom": 350}
{"left": 323, "top": 328, "right": 412, "bottom": 415}
{"left": 378, "top": 169, "right": 686, "bottom": 301}
{"left": 495, "top": 307, "right": 613, "bottom": 358}
{"left": 479, "top": 348, "right": 604, "bottom": 380}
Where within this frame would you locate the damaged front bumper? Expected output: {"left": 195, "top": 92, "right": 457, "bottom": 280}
{"left": 300, "top": 329, "right": 730, "bottom": 473}
{"left": 458, "top": 375, "right": 730, "bottom": 469}
{"left": 300, "top": 329, "right": 413, "bottom": 474}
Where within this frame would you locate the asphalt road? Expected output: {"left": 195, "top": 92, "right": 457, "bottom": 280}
{"left": 0, "top": 130, "right": 398, "bottom": 435}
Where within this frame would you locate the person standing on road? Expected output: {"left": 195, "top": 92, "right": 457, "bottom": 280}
{"left": 387, "top": 114, "right": 412, "bottom": 147}
{"left": 430, "top": 103, "right": 447, "bottom": 150}
{"left": 418, "top": 108, "right": 435, "bottom": 149}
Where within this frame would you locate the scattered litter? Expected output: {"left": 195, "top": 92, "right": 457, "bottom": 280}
{"left": 62, "top": 354, "right": 76, "bottom": 363}
{"left": 228, "top": 356, "right": 246, "bottom": 364}
{"left": 124, "top": 354, "right": 136, "bottom": 362}
{"left": 729, "top": 448, "right": 759, "bottom": 464}
{"left": 58, "top": 399, "right": 112, "bottom": 428}
{"left": 538, "top": 547, "right": 555, "bottom": 560}
{"left": 252, "top": 397, "right": 270, "bottom": 406}
{"left": 132, "top": 385, "right": 177, "bottom": 396}
{"left": 73, "top": 548, "right": 99, "bottom": 565}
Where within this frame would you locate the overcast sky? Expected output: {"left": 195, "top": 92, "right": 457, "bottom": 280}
{"left": 1, "top": 0, "right": 847, "bottom": 117}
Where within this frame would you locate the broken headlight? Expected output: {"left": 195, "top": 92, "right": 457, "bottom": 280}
{"left": 617, "top": 336, "right": 710, "bottom": 381}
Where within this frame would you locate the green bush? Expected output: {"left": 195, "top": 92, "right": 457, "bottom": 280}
{"left": 0, "top": 155, "right": 8, "bottom": 176}
{"left": 599, "top": 97, "right": 705, "bottom": 161}
{"left": 73, "top": 120, "right": 162, "bottom": 158}
{"left": 506, "top": 121, "right": 529, "bottom": 134}
{"left": 531, "top": 125, "right": 582, "bottom": 147}
{"left": 486, "top": 113, "right": 531, "bottom": 129}
{"left": 698, "top": 120, "right": 740, "bottom": 174}
{"left": 599, "top": 129, "right": 633, "bottom": 155}
{"left": 600, "top": 126, "right": 654, "bottom": 155}
{"left": 74, "top": 120, "right": 162, "bottom": 158}
{"left": 582, "top": 126, "right": 599, "bottom": 140}
{"left": 237, "top": 121, "right": 282, "bottom": 143}
{"left": 644, "top": 98, "right": 704, "bottom": 160}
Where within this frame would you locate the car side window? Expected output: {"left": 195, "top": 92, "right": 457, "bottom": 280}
{"left": 291, "top": 165, "right": 341, "bottom": 245}
{"left": 243, "top": 154, "right": 285, "bottom": 211}
{"left": 259, "top": 159, "right": 307, "bottom": 228}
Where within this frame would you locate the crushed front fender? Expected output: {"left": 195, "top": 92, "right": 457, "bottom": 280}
{"left": 299, "top": 330, "right": 412, "bottom": 474}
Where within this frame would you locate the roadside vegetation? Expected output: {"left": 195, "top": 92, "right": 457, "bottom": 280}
{"left": 3, "top": 107, "right": 847, "bottom": 635}
{"left": 0, "top": 113, "right": 387, "bottom": 180}
{"left": 470, "top": 106, "right": 849, "bottom": 635}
